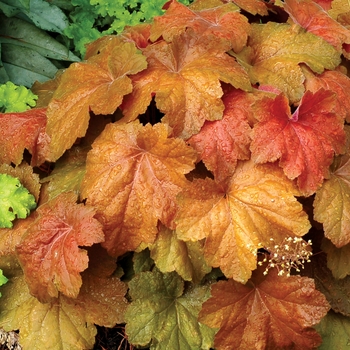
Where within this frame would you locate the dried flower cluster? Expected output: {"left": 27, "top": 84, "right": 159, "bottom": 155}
{"left": 258, "top": 237, "right": 313, "bottom": 277}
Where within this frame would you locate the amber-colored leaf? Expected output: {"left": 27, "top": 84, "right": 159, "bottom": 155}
{"left": 0, "top": 271, "right": 127, "bottom": 349}
{"left": 16, "top": 192, "right": 104, "bottom": 302}
{"left": 235, "top": 22, "right": 341, "bottom": 102}
{"left": 44, "top": 38, "right": 148, "bottom": 162}
{"left": 80, "top": 121, "right": 197, "bottom": 257}
{"left": 149, "top": 224, "right": 211, "bottom": 283}
{"left": 188, "top": 88, "right": 253, "bottom": 182}
{"left": 121, "top": 23, "right": 152, "bottom": 49}
{"left": 314, "top": 148, "right": 350, "bottom": 247}
{"left": 230, "top": 0, "right": 269, "bottom": 15}
{"left": 0, "top": 108, "right": 49, "bottom": 166}
{"left": 0, "top": 215, "right": 35, "bottom": 259}
{"left": 251, "top": 89, "right": 345, "bottom": 196}
{"left": 304, "top": 66, "right": 350, "bottom": 122}
{"left": 284, "top": 0, "right": 350, "bottom": 52}
{"left": 199, "top": 267, "right": 330, "bottom": 350}
{"left": 121, "top": 30, "right": 251, "bottom": 139}
{"left": 321, "top": 238, "right": 350, "bottom": 279}
{"left": 151, "top": 0, "right": 250, "bottom": 52}
{"left": 328, "top": 0, "right": 350, "bottom": 20}
{"left": 176, "top": 159, "right": 310, "bottom": 283}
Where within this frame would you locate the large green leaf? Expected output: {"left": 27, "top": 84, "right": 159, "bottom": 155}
{"left": 20, "top": 0, "right": 68, "bottom": 33}
{"left": 0, "top": 15, "right": 79, "bottom": 61}
{"left": 125, "top": 268, "right": 217, "bottom": 349}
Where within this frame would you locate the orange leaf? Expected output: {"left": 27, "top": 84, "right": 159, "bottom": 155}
{"left": 304, "top": 67, "right": 350, "bottom": 122}
{"left": 44, "top": 38, "right": 148, "bottom": 162}
{"left": 188, "top": 88, "right": 253, "bottom": 182}
{"left": 121, "top": 30, "right": 251, "bottom": 139}
{"left": 80, "top": 121, "right": 197, "bottom": 257}
{"left": 0, "top": 108, "right": 49, "bottom": 166}
{"left": 199, "top": 267, "right": 330, "bottom": 350}
{"left": 16, "top": 192, "right": 104, "bottom": 302}
{"left": 251, "top": 89, "right": 346, "bottom": 195}
{"left": 151, "top": 0, "right": 251, "bottom": 52}
{"left": 284, "top": 0, "right": 350, "bottom": 51}
{"left": 176, "top": 159, "right": 310, "bottom": 283}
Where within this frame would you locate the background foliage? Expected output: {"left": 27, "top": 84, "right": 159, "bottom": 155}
{"left": 1, "top": 0, "right": 350, "bottom": 349}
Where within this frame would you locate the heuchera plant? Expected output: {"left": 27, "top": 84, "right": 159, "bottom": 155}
{"left": 1, "top": 0, "right": 350, "bottom": 348}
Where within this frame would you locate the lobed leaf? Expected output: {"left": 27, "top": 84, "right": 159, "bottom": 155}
{"left": 0, "top": 174, "right": 37, "bottom": 228}
{"left": 284, "top": 0, "right": 350, "bottom": 52}
{"left": 188, "top": 87, "right": 253, "bottom": 182}
{"left": 303, "top": 66, "right": 350, "bottom": 122}
{"left": 0, "top": 270, "right": 127, "bottom": 350}
{"left": 151, "top": 0, "right": 250, "bottom": 52}
{"left": 149, "top": 224, "right": 211, "bottom": 283}
{"left": 16, "top": 192, "right": 104, "bottom": 302}
{"left": 80, "top": 121, "right": 197, "bottom": 257}
{"left": 125, "top": 268, "right": 216, "bottom": 349}
{"left": 121, "top": 29, "right": 252, "bottom": 139}
{"left": 0, "top": 108, "right": 49, "bottom": 166}
{"left": 44, "top": 38, "right": 147, "bottom": 162}
{"left": 176, "top": 159, "right": 310, "bottom": 283}
{"left": 251, "top": 89, "right": 346, "bottom": 195}
{"left": 199, "top": 267, "right": 330, "bottom": 350}
{"left": 321, "top": 238, "right": 350, "bottom": 279}
{"left": 315, "top": 311, "right": 350, "bottom": 350}
{"left": 236, "top": 22, "right": 341, "bottom": 102}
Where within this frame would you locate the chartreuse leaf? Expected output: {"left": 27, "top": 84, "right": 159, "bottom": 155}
{"left": 235, "top": 22, "right": 341, "bottom": 102}
{"left": 176, "top": 159, "right": 310, "bottom": 283}
{"left": 121, "top": 29, "right": 252, "bottom": 139}
{"left": 125, "top": 268, "right": 217, "bottom": 349}
{"left": 149, "top": 225, "right": 211, "bottom": 283}
{"left": 45, "top": 37, "right": 147, "bottom": 162}
{"left": 0, "top": 81, "right": 37, "bottom": 112}
{"left": 0, "top": 173, "right": 36, "bottom": 228}
{"left": 315, "top": 311, "right": 350, "bottom": 350}
{"left": 199, "top": 266, "right": 330, "bottom": 350}
{"left": 0, "top": 269, "right": 8, "bottom": 297}
{"left": 16, "top": 192, "right": 105, "bottom": 303}
{"left": 80, "top": 121, "right": 197, "bottom": 258}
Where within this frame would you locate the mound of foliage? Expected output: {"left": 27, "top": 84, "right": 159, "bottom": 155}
{"left": 1, "top": 0, "right": 350, "bottom": 349}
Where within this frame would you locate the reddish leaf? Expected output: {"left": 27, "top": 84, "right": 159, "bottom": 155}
{"left": 121, "top": 30, "right": 251, "bottom": 139}
{"left": 44, "top": 38, "right": 148, "bottom": 162}
{"left": 199, "top": 267, "right": 330, "bottom": 350}
{"left": 16, "top": 192, "right": 104, "bottom": 302}
{"left": 176, "top": 160, "right": 310, "bottom": 283}
{"left": 0, "top": 108, "right": 49, "bottom": 166}
{"left": 304, "top": 67, "right": 350, "bottom": 122}
{"left": 250, "top": 89, "right": 345, "bottom": 195}
{"left": 284, "top": 0, "right": 350, "bottom": 52}
{"left": 151, "top": 0, "right": 251, "bottom": 52}
{"left": 188, "top": 88, "right": 253, "bottom": 182}
{"left": 80, "top": 121, "right": 197, "bottom": 257}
